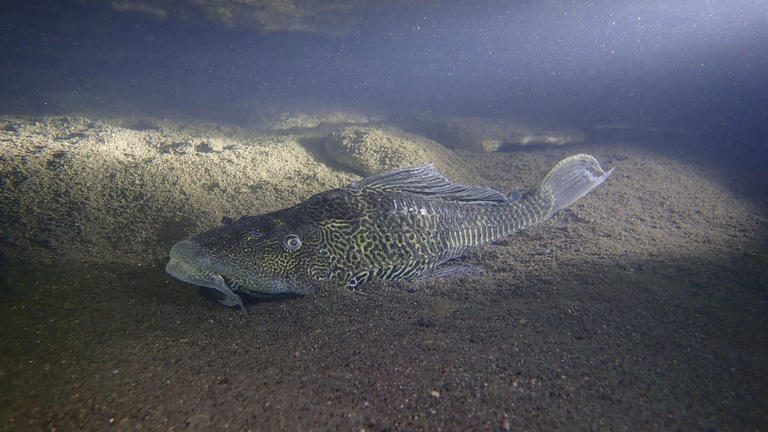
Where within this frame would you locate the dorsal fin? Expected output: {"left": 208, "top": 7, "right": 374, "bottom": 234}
{"left": 350, "top": 164, "right": 509, "bottom": 204}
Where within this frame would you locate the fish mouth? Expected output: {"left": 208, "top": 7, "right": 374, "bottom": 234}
{"left": 165, "top": 240, "right": 246, "bottom": 311}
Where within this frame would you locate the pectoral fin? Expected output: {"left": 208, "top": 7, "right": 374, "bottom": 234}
{"left": 210, "top": 273, "right": 248, "bottom": 314}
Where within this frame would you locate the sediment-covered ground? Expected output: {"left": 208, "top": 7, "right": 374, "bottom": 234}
{"left": 0, "top": 113, "right": 766, "bottom": 430}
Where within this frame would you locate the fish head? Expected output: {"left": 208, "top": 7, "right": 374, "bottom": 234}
{"left": 166, "top": 212, "right": 323, "bottom": 306}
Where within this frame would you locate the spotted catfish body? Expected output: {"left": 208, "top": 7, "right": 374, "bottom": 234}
{"left": 166, "top": 154, "right": 612, "bottom": 311}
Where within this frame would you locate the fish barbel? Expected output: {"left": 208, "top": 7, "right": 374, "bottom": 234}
{"left": 166, "top": 154, "right": 612, "bottom": 312}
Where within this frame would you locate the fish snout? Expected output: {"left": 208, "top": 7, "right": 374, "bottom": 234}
{"left": 169, "top": 239, "right": 203, "bottom": 262}
{"left": 166, "top": 239, "right": 210, "bottom": 283}
{"left": 166, "top": 239, "right": 248, "bottom": 311}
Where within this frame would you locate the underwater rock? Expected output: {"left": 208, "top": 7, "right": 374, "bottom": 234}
{"left": 257, "top": 110, "right": 379, "bottom": 131}
{"left": 0, "top": 115, "right": 471, "bottom": 265}
{"left": 402, "top": 114, "right": 586, "bottom": 153}
{"left": 324, "top": 126, "right": 461, "bottom": 176}
{"left": 0, "top": 115, "right": 356, "bottom": 264}
{"left": 99, "top": 0, "right": 369, "bottom": 35}
{"left": 233, "top": 101, "right": 384, "bottom": 131}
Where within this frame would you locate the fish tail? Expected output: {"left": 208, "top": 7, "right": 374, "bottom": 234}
{"left": 539, "top": 154, "right": 613, "bottom": 219}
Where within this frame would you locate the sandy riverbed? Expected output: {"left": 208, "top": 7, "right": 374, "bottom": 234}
{"left": 1, "top": 114, "right": 766, "bottom": 430}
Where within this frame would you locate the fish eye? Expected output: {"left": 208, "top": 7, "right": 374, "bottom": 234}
{"left": 283, "top": 234, "right": 302, "bottom": 252}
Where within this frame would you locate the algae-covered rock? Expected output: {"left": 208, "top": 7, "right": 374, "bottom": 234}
{"left": 324, "top": 126, "right": 462, "bottom": 177}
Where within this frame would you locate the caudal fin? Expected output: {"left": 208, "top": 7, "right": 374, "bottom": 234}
{"left": 540, "top": 154, "right": 613, "bottom": 218}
